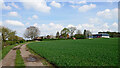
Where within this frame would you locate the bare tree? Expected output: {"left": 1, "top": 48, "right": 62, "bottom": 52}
{"left": 24, "top": 26, "right": 40, "bottom": 40}
{"left": 68, "top": 27, "right": 76, "bottom": 38}
{"left": 76, "top": 29, "right": 82, "bottom": 34}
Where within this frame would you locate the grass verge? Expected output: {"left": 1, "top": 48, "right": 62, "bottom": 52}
{"left": 0, "top": 44, "right": 17, "bottom": 60}
{"left": 15, "top": 49, "right": 25, "bottom": 68}
{"left": 0, "top": 42, "right": 27, "bottom": 60}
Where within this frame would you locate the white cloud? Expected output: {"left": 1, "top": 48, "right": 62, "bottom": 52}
{"left": 50, "top": 1, "right": 61, "bottom": 8}
{"left": 89, "top": 18, "right": 102, "bottom": 24}
{"left": 78, "top": 4, "right": 96, "bottom": 12}
{"left": 33, "top": 23, "right": 38, "bottom": 27}
{"left": 33, "top": 22, "right": 64, "bottom": 36}
{"left": 4, "top": 20, "right": 24, "bottom": 26}
{"left": 26, "top": 22, "right": 30, "bottom": 25}
{"left": 8, "top": 11, "right": 19, "bottom": 17}
{"left": 69, "top": 1, "right": 86, "bottom": 4}
{"left": 2, "top": 3, "right": 12, "bottom": 10}
{"left": 67, "top": 24, "right": 75, "bottom": 27}
{"left": 112, "top": 22, "right": 118, "bottom": 27}
{"left": 70, "top": 5, "right": 78, "bottom": 8}
{"left": 32, "top": 15, "right": 38, "bottom": 19}
{"left": 20, "top": 0, "right": 51, "bottom": 13}
{"left": 28, "top": 15, "right": 38, "bottom": 20}
{"left": 77, "top": 1, "right": 86, "bottom": 4}
{"left": 0, "top": 21, "right": 2, "bottom": 26}
{"left": 11, "top": 2, "right": 20, "bottom": 9}
{"left": 97, "top": 8, "right": 118, "bottom": 19}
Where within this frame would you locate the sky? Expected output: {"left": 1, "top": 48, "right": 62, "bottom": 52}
{"left": 0, "top": 0, "right": 118, "bottom": 37}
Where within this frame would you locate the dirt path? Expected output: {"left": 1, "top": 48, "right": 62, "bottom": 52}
{"left": 20, "top": 44, "right": 43, "bottom": 66}
{"left": 1, "top": 45, "right": 21, "bottom": 67}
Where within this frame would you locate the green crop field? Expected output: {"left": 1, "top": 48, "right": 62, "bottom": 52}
{"left": 27, "top": 38, "right": 118, "bottom": 66}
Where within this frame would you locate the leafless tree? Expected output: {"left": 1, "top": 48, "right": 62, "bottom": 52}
{"left": 76, "top": 29, "right": 82, "bottom": 34}
{"left": 68, "top": 27, "right": 76, "bottom": 38}
{"left": 24, "top": 26, "right": 40, "bottom": 40}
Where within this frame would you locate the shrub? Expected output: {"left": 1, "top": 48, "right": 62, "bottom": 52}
{"left": 74, "top": 34, "right": 85, "bottom": 39}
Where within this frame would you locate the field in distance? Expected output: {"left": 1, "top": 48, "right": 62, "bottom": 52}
{"left": 27, "top": 38, "right": 118, "bottom": 66}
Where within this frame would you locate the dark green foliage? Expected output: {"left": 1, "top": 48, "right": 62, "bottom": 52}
{"left": 27, "top": 38, "right": 118, "bottom": 66}
{"left": 74, "top": 34, "right": 85, "bottom": 39}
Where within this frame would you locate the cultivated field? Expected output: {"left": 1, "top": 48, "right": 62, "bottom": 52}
{"left": 27, "top": 38, "right": 118, "bottom": 66}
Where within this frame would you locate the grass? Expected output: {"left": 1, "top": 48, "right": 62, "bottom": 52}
{"left": 27, "top": 38, "right": 118, "bottom": 66}
{"left": 0, "top": 44, "right": 17, "bottom": 60}
{"left": 15, "top": 49, "right": 25, "bottom": 68}
{"left": 0, "top": 42, "right": 26, "bottom": 60}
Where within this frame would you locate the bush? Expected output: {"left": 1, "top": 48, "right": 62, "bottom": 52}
{"left": 74, "top": 34, "right": 85, "bottom": 39}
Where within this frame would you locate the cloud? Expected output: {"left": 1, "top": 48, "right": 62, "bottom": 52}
{"left": 89, "top": 18, "right": 102, "bottom": 24}
{"left": 4, "top": 20, "right": 24, "bottom": 26}
{"left": 97, "top": 8, "right": 118, "bottom": 19}
{"left": 8, "top": 11, "right": 19, "bottom": 17}
{"left": 11, "top": 2, "right": 20, "bottom": 9}
{"left": 33, "top": 22, "right": 64, "bottom": 36}
{"left": 112, "top": 22, "right": 118, "bottom": 27}
{"left": 2, "top": 3, "right": 12, "bottom": 10}
{"left": 28, "top": 15, "right": 38, "bottom": 20}
{"left": 69, "top": 1, "right": 86, "bottom": 4}
{"left": 25, "top": 22, "right": 30, "bottom": 25}
{"left": 67, "top": 24, "right": 76, "bottom": 27}
{"left": 50, "top": 1, "right": 61, "bottom": 8}
{"left": 78, "top": 4, "right": 96, "bottom": 12}
{"left": 32, "top": 15, "right": 38, "bottom": 19}
{"left": 70, "top": 5, "right": 78, "bottom": 8}
{"left": 0, "top": 21, "right": 2, "bottom": 26}
{"left": 20, "top": 0, "right": 51, "bottom": 13}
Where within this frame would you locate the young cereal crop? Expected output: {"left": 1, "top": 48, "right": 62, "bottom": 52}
{"left": 27, "top": 38, "right": 118, "bottom": 66}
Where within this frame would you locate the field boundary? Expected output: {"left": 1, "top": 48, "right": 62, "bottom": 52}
{"left": 26, "top": 43, "right": 55, "bottom": 67}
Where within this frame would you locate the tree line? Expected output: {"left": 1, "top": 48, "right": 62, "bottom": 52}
{"left": 24, "top": 26, "right": 92, "bottom": 40}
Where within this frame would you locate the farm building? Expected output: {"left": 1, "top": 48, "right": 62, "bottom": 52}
{"left": 33, "top": 37, "right": 42, "bottom": 41}
{"left": 92, "top": 34, "right": 110, "bottom": 38}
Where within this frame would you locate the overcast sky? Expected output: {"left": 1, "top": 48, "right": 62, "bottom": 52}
{"left": 0, "top": 0, "right": 118, "bottom": 37}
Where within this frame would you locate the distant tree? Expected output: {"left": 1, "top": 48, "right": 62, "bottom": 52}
{"left": 47, "top": 35, "right": 50, "bottom": 39}
{"left": 76, "top": 30, "right": 82, "bottom": 34}
{"left": 56, "top": 31, "right": 59, "bottom": 39}
{"left": 61, "top": 28, "right": 70, "bottom": 39}
{"left": 24, "top": 26, "right": 40, "bottom": 40}
{"left": 74, "top": 34, "right": 85, "bottom": 39}
{"left": 83, "top": 30, "right": 87, "bottom": 38}
{"left": 68, "top": 27, "right": 76, "bottom": 38}
{"left": 83, "top": 30, "right": 92, "bottom": 38}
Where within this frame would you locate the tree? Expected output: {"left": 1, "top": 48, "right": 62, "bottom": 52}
{"left": 76, "top": 30, "right": 82, "bottom": 34}
{"left": 83, "top": 30, "right": 86, "bottom": 38}
{"left": 83, "top": 29, "right": 92, "bottom": 38}
{"left": 24, "top": 26, "right": 40, "bottom": 40}
{"left": 8, "top": 31, "right": 16, "bottom": 41}
{"left": 68, "top": 27, "right": 76, "bottom": 38}
{"left": 61, "top": 28, "right": 70, "bottom": 39}
{"left": 56, "top": 31, "right": 59, "bottom": 39}
{"left": 0, "top": 27, "right": 15, "bottom": 42}
{"left": 74, "top": 34, "right": 85, "bottom": 39}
